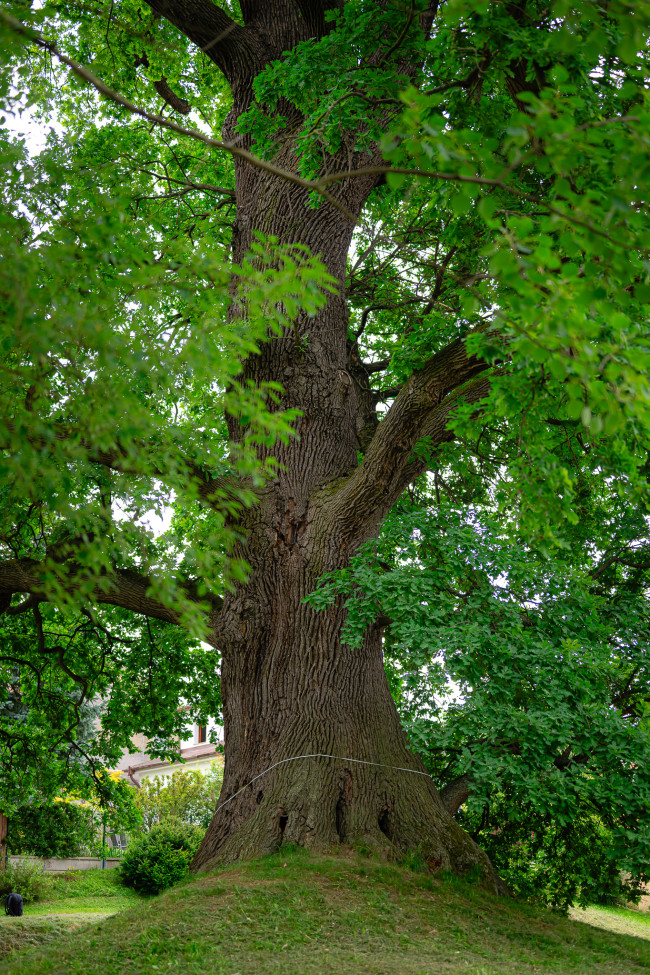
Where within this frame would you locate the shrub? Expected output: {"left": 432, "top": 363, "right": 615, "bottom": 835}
{"left": 473, "top": 800, "right": 640, "bottom": 911}
{"left": 0, "top": 859, "right": 54, "bottom": 903}
{"left": 118, "top": 821, "right": 204, "bottom": 894}
{"left": 10, "top": 801, "right": 94, "bottom": 858}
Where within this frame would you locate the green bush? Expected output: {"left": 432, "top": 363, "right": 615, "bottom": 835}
{"left": 118, "top": 821, "right": 204, "bottom": 895}
{"left": 470, "top": 798, "right": 643, "bottom": 911}
{"left": 10, "top": 802, "right": 95, "bottom": 858}
{"left": 0, "top": 859, "right": 54, "bottom": 903}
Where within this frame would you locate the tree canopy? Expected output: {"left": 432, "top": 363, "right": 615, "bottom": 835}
{"left": 1, "top": 0, "right": 650, "bottom": 902}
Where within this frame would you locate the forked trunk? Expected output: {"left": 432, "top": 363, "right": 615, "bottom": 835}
{"left": 192, "top": 153, "right": 503, "bottom": 891}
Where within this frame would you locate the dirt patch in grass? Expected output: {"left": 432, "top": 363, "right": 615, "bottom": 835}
{"left": 2, "top": 851, "right": 650, "bottom": 974}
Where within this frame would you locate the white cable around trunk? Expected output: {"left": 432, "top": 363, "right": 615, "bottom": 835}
{"left": 214, "top": 752, "right": 433, "bottom": 814}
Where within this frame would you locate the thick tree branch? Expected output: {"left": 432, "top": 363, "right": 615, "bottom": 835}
{"left": 373, "top": 384, "right": 403, "bottom": 401}
{"left": 362, "top": 357, "right": 391, "bottom": 374}
{"left": 419, "top": 0, "right": 439, "bottom": 40}
{"left": 439, "top": 773, "right": 471, "bottom": 817}
{"left": 326, "top": 337, "right": 490, "bottom": 539}
{"left": 152, "top": 77, "right": 191, "bottom": 113}
{"left": 398, "top": 373, "right": 494, "bottom": 489}
{"left": 295, "top": 1, "right": 343, "bottom": 37}
{"left": 0, "top": 558, "right": 222, "bottom": 629}
{"left": 5, "top": 594, "right": 41, "bottom": 616}
{"left": 142, "top": 0, "right": 260, "bottom": 86}
{"left": 135, "top": 53, "right": 191, "bottom": 114}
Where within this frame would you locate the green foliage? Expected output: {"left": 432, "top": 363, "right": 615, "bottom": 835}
{"left": 118, "top": 821, "right": 204, "bottom": 895}
{"left": 135, "top": 764, "right": 223, "bottom": 831}
{"left": 0, "top": 859, "right": 54, "bottom": 903}
{"left": 308, "top": 481, "right": 650, "bottom": 907}
{"left": 8, "top": 779, "right": 140, "bottom": 857}
{"left": 361, "top": 0, "right": 650, "bottom": 543}
{"left": 0, "top": 539, "right": 229, "bottom": 809}
{"left": 0, "top": 0, "right": 335, "bottom": 799}
{"left": 237, "top": 3, "right": 425, "bottom": 170}
{"left": 9, "top": 802, "right": 95, "bottom": 859}
{"left": 0, "top": 0, "right": 335, "bottom": 807}
{"left": 475, "top": 804, "right": 640, "bottom": 911}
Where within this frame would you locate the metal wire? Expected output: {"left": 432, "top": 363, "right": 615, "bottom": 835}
{"left": 214, "top": 752, "right": 433, "bottom": 814}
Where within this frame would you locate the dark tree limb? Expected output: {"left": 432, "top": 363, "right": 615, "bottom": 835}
{"left": 439, "top": 773, "right": 471, "bottom": 817}
{"left": 294, "top": 1, "right": 343, "bottom": 37}
{"left": 373, "top": 383, "right": 403, "bottom": 401}
{"left": 5, "top": 594, "right": 41, "bottom": 616}
{"left": 135, "top": 53, "right": 191, "bottom": 114}
{"left": 362, "top": 357, "right": 391, "bottom": 374}
{"left": 326, "top": 336, "right": 490, "bottom": 540}
{"left": 397, "top": 373, "right": 494, "bottom": 490}
{"left": 142, "top": 0, "right": 343, "bottom": 88}
{"left": 142, "top": 0, "right": 261, "bottom": 86}
{"left": 0, "top": 558, "right": 222, "bottom": 630}
{"left": 419, "top": 0, "right": 440, "bottom": 39}
{"left": 154, "top": 78, "right": 190, "bottom": 114}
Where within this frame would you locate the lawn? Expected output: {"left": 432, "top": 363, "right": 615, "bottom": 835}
{"left": 570, "top": 904, "right": 650, "bottom": 941}
{"left": 0, "top": 868, "right": 144, "bottom": 961}
{"left": 1, "top": 851, "right": 649, "bottom": 974}
{"left": 23, "top": 866, "right": 143, "bottom": 915}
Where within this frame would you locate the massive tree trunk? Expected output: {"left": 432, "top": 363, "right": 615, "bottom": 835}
{"left": 200, "top": 576, "right": 495, "bottom": 882}
{"left": 190, "top": 82, "right": 500, "bottom": 889}
{"left": 140, "top": 0, "right": 501, "bottom": 887}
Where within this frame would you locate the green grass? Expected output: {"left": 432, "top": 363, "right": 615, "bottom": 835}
{"left": 2, "top": 851, "right": 650, "bottom": 974}
{"left": 23, "top": 867, "right": 143, "bottom": 916}
{"left": 0, "top": 917, "right": 99, "bottom": 962}
{"left": 0, "top": 868, "right": 146, "bottom": 960}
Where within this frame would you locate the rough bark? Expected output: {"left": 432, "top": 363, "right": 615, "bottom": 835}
{"left": 189, "top": 47, "right": 499, "bottom": 887}
{"left": 199, "top": 588, "right": 498, "bottom": 886}
{"left": 124, "top": 0, "right": 506, "bottom": 889}
{"left": 439, "top": 774, "right": 472, "bottom": 818}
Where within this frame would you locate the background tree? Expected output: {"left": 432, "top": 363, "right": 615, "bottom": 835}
{"left": 0, "top": 603, "right": 223, "bottom": 812}
{"left": 1, "top": 0, "right": 649, "bottom": 890}
{"left": 9, "top": 777, "right": 140, "bottom": 858}
{"left": 135, "top": 764, "right": 224, "bottom": 831}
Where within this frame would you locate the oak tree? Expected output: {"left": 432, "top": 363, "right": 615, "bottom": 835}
{"left": 1, "top": 0, "right": 650, "bottom": 890}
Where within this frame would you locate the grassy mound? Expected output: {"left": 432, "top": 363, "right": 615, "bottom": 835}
{"left": 2, "top": 850, "right": 649, "bottom": 974}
